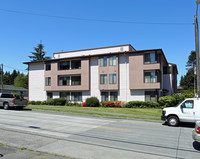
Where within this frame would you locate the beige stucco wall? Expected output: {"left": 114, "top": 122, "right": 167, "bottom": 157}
{"left": 44, "top": 57, "right": 90, "bottom": 91}
{"left": 129, "top": 53, "right": 161, "bottom": 90}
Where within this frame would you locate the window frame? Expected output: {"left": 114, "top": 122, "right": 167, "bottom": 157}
{"left": 46, "top": 62, "right": 51, "bottom": 71}
{"left": 100, "top": 56, "right": 107, "bottom": 67}
{"left": 144, "top": 53, "right": 156, "bottom": 64}
{"left": 109, "top": 74, "right": 117, "bottom": 84}
{"left": 58, "top": 76, "right": 70, "bottom": 86}
{"left": 109, "top": 56, "right": 116, "bottom": 66}
{"left": 45, "top": 77, "right": 51, "bottom": 86}
{"left": 100, "top": 74, "right": 107, "bottom": 84}
{"left": 59, "top": 61, "right": 70, "bottom": 70}
{"left": 144, "top": 71, "right": 156, "bottom": 83}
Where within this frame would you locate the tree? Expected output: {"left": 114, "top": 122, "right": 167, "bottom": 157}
{"left": 180, "top": 68, "right": 196, "bottom": 90}
{"left": 14, "top": 74, "right": 28, "bottom": 89}
{"left": 29, "top": 42, "right": 50, "bottom": 61}
{"left": 186, "top": 51, "right": 196, "bottom": 68}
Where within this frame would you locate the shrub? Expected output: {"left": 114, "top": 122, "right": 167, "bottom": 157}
{"left": 41, "top": 101, "right": 47, "bottom": 105}
{"left": 82, "top": 102, "right": 86, "bottom": 107}
{"left": 46, "top": 98, "right": 66, "bottom": 106}
{"left": 34, "top": 101, "right": 42, "bottom": 105}
{"left": 30, "top": 101, "right": 36, "bottom": 105}
{"left": 126, "top": 101, "right": 160, "bottom": 108}
{"left": 104, "top": 101, "right": 124, "bottom": 108}
{"left": 65, "top": 102, "right": 80, "bottom": 106}
{"left": 85, "top": 97, "right": 99, "bottom": 107}
{"left": 172, "top": 93, "right": 185, "bottom": 105}
{"left": 158, "top": 96, "right": 176, "bottom": 108}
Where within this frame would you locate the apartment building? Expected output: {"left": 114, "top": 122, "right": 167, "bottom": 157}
{"left": 24, "top": 44, "right": 178, "bottom": 103}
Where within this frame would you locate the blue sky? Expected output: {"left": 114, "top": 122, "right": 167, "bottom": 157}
{"left": 0, "top": 0, "right": 197, "bottom": 84}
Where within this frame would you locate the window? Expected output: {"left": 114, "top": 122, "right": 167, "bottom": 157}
{"left": 100, "top": 56, "right": 107, "bottom": 67}
{"left": 71, "top": 76, "right": 81, "bottom": 85}
{"left": 109, "top": 74, "right": 117, "bottom": 84}
{"left": 101, "top": 92, "right": 109, "bottom": 101}
{"left": 46, "top": 62, "right": 51, "bottom": 71}
{"left": 71, "top": 92, "right": 82, "bottom": 101}
{"left": 45, "top": 77, "right": 51, "bottom": 86}
{"left": 145, "top": 91, "right": 156, "bottom": 102}
{"left": 181, "top": 100, "right": 194, "bottom": 109}
{"left": 58, "top": 76, "right": 70, "bottom": 86}
{"left": 71, "top": 60, "right": 81, "bottom": 69}
{"left": 60, "top": 92, "right": 70, "bottom": 101}
{"left": 47, "top": 92, "right": 52, "bottom": 100}
{"left": 0, "top": 94, "right": 14, "bottom": 98}
{"left": 144, "top": 71, "right": 156, "bottom": 83}
{"left": 100, "top": 74, "right": 107, "bottom": 84}
{"left": 144, "top": 53, "right": 155, "bottom": 64}
{"left": 163, "top": 66, "right": 171, "bottom": 74}
{"left": 109, "top": 56, "right": 116, "bottom": 66}
{"left": 110, "top": 92, "right": 118, "bottom": 101}
{"left": 59, "top": 61, "right": 70, "bottom": 70}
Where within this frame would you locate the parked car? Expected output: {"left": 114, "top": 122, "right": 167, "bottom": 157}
{"left": 161, "top": 98, "right": 200, "bottom": 126}
{"left": 192, "top": 121, "right": 200, "bottom": 142}
{"left": 0, "top": 93, "right": 27, "bottom": 110}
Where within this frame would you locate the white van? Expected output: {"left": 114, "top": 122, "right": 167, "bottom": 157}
{"left": 161, "top": 98, "right": 200, "bottom": 126}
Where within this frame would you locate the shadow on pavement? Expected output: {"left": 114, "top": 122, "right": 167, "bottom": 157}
{"left": 193, "top": 141, "right": 200, "bottom": 151}
{"left": 162, "top": 122, "right": 195, "bottom": 128}
{"left": 0, "top": 154, "right": 3, "bottom": 157}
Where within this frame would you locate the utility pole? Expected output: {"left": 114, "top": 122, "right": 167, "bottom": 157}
{"left": 195, "top": 0, "right": 200, "bottom": 96}
{"left": 0, "top": 64, "right": 3, "bottom": 93}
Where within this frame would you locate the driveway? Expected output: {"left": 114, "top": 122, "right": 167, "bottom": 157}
{"left": 0, "top": 109, "right": 199, "bottom": 159}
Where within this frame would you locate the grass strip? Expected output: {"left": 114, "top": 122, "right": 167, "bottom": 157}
{"left": 27, "top": 106, "right": 161, "bottom": 121}
{"left": 28, "top": 105, "right": 162, "bottom": 117}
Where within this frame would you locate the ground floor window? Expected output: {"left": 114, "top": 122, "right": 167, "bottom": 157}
{"left": 47, "top": 92, "right": 53, "bottom": 100}
{"left": 71, "top": 92, "right": 82, "bottom": 101}
{"left": 101, "top": 91, "right": 118, "bottom": 102}
{"left": 101, "top": 92, "right": 109, "bottom": 101}
{"left": 145, "top": 91, "right": 156, "bottom": 102}
{"left": 60, "top": 92, "right": 70, "bottom": 101}
{"left": 110, "top": 92, "right": 118, "bottom": 101}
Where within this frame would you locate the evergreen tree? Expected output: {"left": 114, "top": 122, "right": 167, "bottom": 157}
{"left": 29, "top": 42, "right": 50, "bottom": 61}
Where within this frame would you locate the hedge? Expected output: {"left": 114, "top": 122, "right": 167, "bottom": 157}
{"left": 126, "top": 101, "right": 160, "bottom": 108}
{"left": 46, "top": 98, "right": 66, "bottom": 106}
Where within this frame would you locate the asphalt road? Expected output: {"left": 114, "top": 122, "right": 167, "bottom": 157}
{"left": 0, "top": 109, "right": 200, "bottom": 159}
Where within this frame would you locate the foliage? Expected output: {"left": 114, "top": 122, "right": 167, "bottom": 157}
{"left": 85, "top": 97, "right": 99, "bottom": 107}
{"left": 14, "top": 74, "right": 28, "bottom": 89}
{"left": 29, "top": 43, "right": 51, "bottom": 61}
{"left": 180, "top": 68, "right": 196, "bottom": 90}
{"left": 104, "top": 101, "right": 124, "bottom": 108}
{"left": 82, "top": 102, "right": 86, "bottom": 107}
{"left": 66, "top": 102, "right": 80, "bottom": 106}
{"left": 126, "top": 101, "right": 160, "bottom": 108}
{"left": 12, "top": 92, "right": 20, "bottom": 99}
{"left": 46, "top": 98, "right": 66, "bottom": 106}
{"left": 35, "top": 101, "right": 42, "bottom": 105}
{"left": 30, "top": 101, "right": 36, "bottom": 105}
{"left": 186, "top": 51, "right": 196, "bottom": 68}
{"left": 158, "top": 96, "right": 177, "bottom": 108}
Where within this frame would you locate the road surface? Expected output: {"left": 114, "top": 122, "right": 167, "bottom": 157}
{"left": 0, "top": 109, "right": 199, "bottom": 159}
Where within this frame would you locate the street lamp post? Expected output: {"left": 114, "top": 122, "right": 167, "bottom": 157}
{"left": 195, "top": 0, "right": 200, "bottom": 96}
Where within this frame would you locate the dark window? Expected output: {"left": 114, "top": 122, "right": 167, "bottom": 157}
{"left": 71, "top": 92, "right": 82, "bottom": 101}
{"left": 58, "top": 76, "right": 70, "bottom": 86}
{"left": 46, "top": 62, "right": 51, "bottom": 71}
{"left": 71, "top": 60, "right": 81, "bottom": 69}
{"left": 100, "top": 74, "right": 107, "bottom": 84}
{"left": 45, "top": 77, "right": 51, "bottom": 86}
{"left": 145, "top": 91, "right": 156, "bottom": 102}
{"left": 0, "top": 94, "right": 14, "bottom": 98}
{"left": 60, "top": 92, "right": 70, "bottom": 101}
{"left": 144, "top": 71, "right": 156, "bottom": 83}
{"left": 109, "top": 74, "right": 117, "bottom": 84}
{"left": 163, "top": 66, "right": 172, "bottom": 74}
{"left": 144, "top": 53, "right": 155, "bottom": 64}
{"left": 181, "top": 100, "right": 194, "bottom": 109}
{"left": 110, "top": 92, "right": 118, "bottom": 101}
{"left": 100, "top": 56, "right": 107, "bottom": 67}
{"left": 47, "top": 92, "right": 53, "bottom": 100}
{"left": 109, "top": 56, "right": 116, "bottom": 66}
{"left": 101, "top": 92, "right": 109, "bottom": 101}
{"left": 59, "top": 61, "right": 70, "bottom": 70}
{"left": 71, "top": 76, "right": 81, "bottom": 85}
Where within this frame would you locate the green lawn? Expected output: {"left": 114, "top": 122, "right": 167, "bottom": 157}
{"left": 28, "top": 105, "right": 162, "bottom": 117}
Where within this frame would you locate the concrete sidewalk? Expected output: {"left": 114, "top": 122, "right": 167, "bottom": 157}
{"left": 27, "top": 106, "right": 160, "bottom": 119}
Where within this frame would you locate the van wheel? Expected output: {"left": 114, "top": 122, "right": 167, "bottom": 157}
{"left": 167, "top": 116, "right": 179, "bottom": 126}
{"left": 3, "top": 103, "right": 9, "bottom": 110}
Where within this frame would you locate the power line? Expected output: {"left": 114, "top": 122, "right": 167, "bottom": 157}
{"left": 0, "top": 8, "right": 193, "bottom": 25}
{"left": 3, "top": 64, "right": 27, "bottom": 73}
